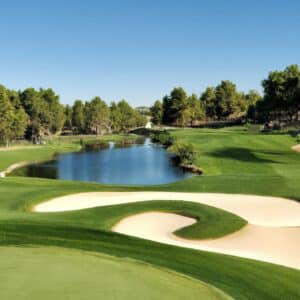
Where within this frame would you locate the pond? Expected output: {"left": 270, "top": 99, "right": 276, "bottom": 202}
{"left": 11, "top": 138, "right": 192, "bottom": 185}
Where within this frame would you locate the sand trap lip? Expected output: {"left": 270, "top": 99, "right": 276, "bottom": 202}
{"left": 33, "top": 192, "right": 300, "bottom": 269}
{"left": 113, "top": 212, "right": 300, "bottom": 270}
{"left": 34, "top": 192, "right": 300, "bottom": 227}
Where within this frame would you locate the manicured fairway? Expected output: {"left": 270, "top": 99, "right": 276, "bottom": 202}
{"left": 1, "top": 177, "right": 300, "bottom": 299}
{"left": 0, "top": 127, "right": 300, "bottom": 300}
{"left": 0, "top": 246, "right": 229, "bottom": 300}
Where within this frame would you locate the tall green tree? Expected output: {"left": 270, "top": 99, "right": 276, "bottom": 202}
{"left": 162, "top": 87, "right": 189, "bottom": 126}
{"left": 110, "top": 101, "right": 122, "bottom": 133}
{"left": 19, "top": 88, "right": 48, "bottom": 142}
{"left": 215, "top": 80, "right": 242, "bottom": 119}
{"left": 150, "top": 100, "right": 163, "bottom": 125}
{"left": 0, "top": 85, "right": 28, "bottom": 146}
{"left": 40, "top": 88, "right": 65, "bottom": 133}
{"left": 200, "top": 87, "right": 217, "bottom": 120}
{"left": 85, "top": 97, "right": 110, "bottom": 135}
{"left": 110, "top": 100, "right": 146, "bottom": 133}
{"left": 116, "top": 100, "right": 137, "bottom": 133}
{"left": 187, "top": 93, "right": 205, "bottom": 125}
{"left": 64, "top": 105, "right": 73, "bottom": 130}
{"left": 72, "top": 100, "right": 85, "bottom": 133}
{"left": 170, "top": 87, "right": 189, "bottom": 126}
{"left": 260, "top": 64, "right": 300, "bottom": 123}
{"left": 246, "top": 90, "right": 262, "bottom": 120}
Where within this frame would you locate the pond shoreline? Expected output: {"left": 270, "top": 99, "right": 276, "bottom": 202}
{"left": 6, "top": 137, "right": 193, "bottom": 185}
{"left": 0, "top": 136, "right": 145, "bottom": 178}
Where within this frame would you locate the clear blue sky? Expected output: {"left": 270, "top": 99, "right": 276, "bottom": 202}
{"left": 0, "top": 0, "right": 299, "bottom": 106}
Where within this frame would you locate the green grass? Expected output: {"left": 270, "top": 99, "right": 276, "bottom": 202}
{"left": 0, "top": 126, "right": 300, "bottom": 299}
{"left": 54, "top": 200, "right": 246, "bottom": 240}
{"left": 0, "top": 134, "right": 139, "bottom": 172}
{"left": 0, "top": 246, "right": 228, "bottom": 300}
{"left": 0, "top": 177, "right": 300, "bottom": 299}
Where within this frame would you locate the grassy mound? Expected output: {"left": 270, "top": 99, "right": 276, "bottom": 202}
{"left": 44, "top": 200, "right": 247, "bottom": 240}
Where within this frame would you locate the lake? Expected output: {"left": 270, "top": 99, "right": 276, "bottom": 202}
{"left": 12, "top": 138, "right": 192, "bottom": 185}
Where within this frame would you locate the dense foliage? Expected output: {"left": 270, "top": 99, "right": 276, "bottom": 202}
{"left": 168, "top": 141, "right": 197, "bottom": 165}
{"left": 254, "top": 64, "right": 300, "bottom": 126}
{"left": 0, "top": 85, "right": 146, "bottom": 144}
{"left": 151, "top": 131, "right": 175, "bottom": 147}
{"left": 151, "top": 82, "right": 252, "bottom": 127}
{"left": 150, "top": 64, "right": 300, "bottom": 128}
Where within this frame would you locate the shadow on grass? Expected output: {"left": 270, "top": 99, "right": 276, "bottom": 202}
{"left": 208, "top": 147, "right": 280, "bottom": 164}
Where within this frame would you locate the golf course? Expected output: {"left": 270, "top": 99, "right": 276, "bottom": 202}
{"left": 1, "top": 127, "right": 300, "bottom": 299}
{"left": 1, "top": 1, "right": 300, "bottom": 298}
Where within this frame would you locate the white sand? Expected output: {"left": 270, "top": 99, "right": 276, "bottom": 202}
{"left": 114, "top": 212, "right": 300, "bottom": 270}
{"left": 34, "top": 192, "right": 300, "bottom": 269}
{"left": 34, "top": 192, "right": 300, "bottom": 226}
{"left": 292, "top": 144, "right": 300, "bottom": 153}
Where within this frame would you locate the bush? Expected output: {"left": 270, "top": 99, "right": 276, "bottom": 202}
{"left": 83, "top": 140, "right": 109, "bottom": 151}
{"left": 168, "top": 142, "right": 197, "bottom": 165}
{"left": 151, "top": 131, "right": 175, "bottom": 147}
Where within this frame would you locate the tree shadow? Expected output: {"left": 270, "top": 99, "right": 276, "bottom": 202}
{"left": 208, "top": 147, "right": 280, "bottom": 164}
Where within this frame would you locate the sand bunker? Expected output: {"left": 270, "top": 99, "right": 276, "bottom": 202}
{"left": 34, "top": 192, "right": 300, "bottom": 269}
{"left": 34, "top": 192, "right": 300, "bottom": 226}
{"left": 292, "top": 144, "right": 300, "bottom": 153}
{"left": 114, "top": 212, "right": 300, "bottom": 270}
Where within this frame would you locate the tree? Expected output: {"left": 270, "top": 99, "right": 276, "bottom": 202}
{"left": 260, "top": 64, "right": 300, "bottom": 123}
{"left": 200, "top": 87, "right": 217, "bottom": 120}
{"left": 245, "top": 90, "right": 262, "bottom": 120}
{"left": 0, "top": 85, "right": 28, "bottom": 146}
{"left": 162, "top": 87, "right": 189, "bottom": 126}
{"left": 85, "top": 97, "right": 110, "bottom": 135}
{"left": 162, "top": 95, "right": 172, "bottom": 124}
{"left": 11, "top": 107, "right": 28, "bottom": 140}
{"left": 72, "top": 100, "right": 85, "bottom": 133}
{"left": 110, "top": 101, "right": 122, "bottom": 133}
{"left": 110, "top": 100, "right": 146, "bottom": 133}
{"left": 7, "top": 89, "right": 21, "bottom": 108}
{"left": 116, "top": 100, "right": 137, "bottom": 133}
{"left": 150, "top": 100, "right": 163, "bottom": 125}
{"left": 19, "top": 88, "right": 49, "bottom": 142}
{"left": 215, "top": 80, "right": 242, "bottom": 119}
{"left": 187, "top": 94, "right": 205, "bottom": 125}
{"left": 40, "top": 88, "right": 65, "bottom": 134}
{"left": 64, "top": 105, "right": 73, "bottom": 130}
{"left": 170, "top": 87, "right": 189, "bottom": 126}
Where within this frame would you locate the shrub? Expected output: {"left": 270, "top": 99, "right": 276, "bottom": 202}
{"left": 151, "top": 131, "right": 175, "bottom": 147}
{"left": 168, "top": 142, "right": 196, "bottom": 165}
{"left": 83, "top": 140, "right": 109, "bottom": 151}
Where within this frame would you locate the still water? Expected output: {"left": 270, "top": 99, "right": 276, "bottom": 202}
{"left": 12, "top": 139, "right": 192, "bottom": 185}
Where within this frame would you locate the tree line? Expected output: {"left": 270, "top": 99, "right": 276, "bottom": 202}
{"left": 0, "top": 86, "right": 146, "bottom": 145}
{"left": 150, "top": 64, "right": 300, "bottom": 128}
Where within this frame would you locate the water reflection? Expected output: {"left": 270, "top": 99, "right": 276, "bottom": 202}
{"left": 11, "top": 138, "right": 192, "bottom": 185}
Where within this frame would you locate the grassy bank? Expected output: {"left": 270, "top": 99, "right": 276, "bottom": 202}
{"left": 0, "top": 134, "right": 140, "bottom": 172}
{"left": 0, "top": 126, "right": 300, "bottom": 299}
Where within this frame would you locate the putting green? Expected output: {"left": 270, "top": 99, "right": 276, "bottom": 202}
{"left": 0, "top": 246, "right": 230, "bottom": 300}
